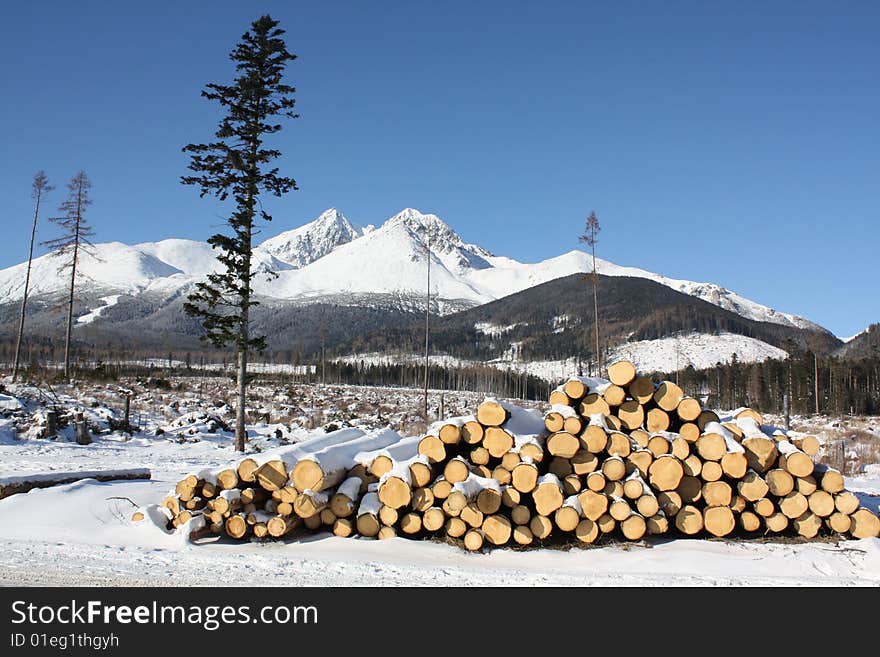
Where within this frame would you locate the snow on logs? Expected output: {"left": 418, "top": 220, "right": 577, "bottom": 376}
{"left": 152, "top": 359, "right": 879, "bottom": 548}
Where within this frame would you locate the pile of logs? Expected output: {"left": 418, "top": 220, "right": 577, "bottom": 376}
{"left": 147, "top": 360, "right": 880, "bottom": 550}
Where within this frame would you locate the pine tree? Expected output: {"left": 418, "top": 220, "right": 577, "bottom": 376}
{"left": 579, "top": 210, "right": 601, "bottom": 374}
{"left": 12, "top": 171, "right": 53, "bottom": 382}
{"left": 42, "top": 171, "right": 93, "bottom": 381}
{"left": 181, "top": 15, "right": 298, "bottom": 452}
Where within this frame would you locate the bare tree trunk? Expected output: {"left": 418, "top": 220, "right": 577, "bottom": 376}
{"left": 64, "top": 189, "right": 84, "bottom": 382}
{"left": 424, "top": 228, "right": 430, "bottom": 417}
{"left": 814, "top": 353, "right": 819, "bottom": 415}
{"left": 12, "top": 187, "right": 45, "bottom": 382}
{"left": 591, "top": 243, "right": 600, "bottom": 375}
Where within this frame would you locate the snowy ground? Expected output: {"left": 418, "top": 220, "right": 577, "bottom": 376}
{"left": 0, "top": 377, "right": 878, "bottom": 587}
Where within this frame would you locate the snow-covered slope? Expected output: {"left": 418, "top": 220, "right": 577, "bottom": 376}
{"left": 257, "top": 208, "right": 362, "bottom": 268}
{"left": 0, "top": 207, "right": 825, "bottom": 333}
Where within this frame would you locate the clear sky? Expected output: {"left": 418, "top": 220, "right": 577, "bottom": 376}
{"left": 1, "top": 0, "right": 877, "bottom": 338}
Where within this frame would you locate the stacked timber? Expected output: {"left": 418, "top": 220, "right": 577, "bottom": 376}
{"left": 146, "top": 363, "right": 880, "bottom": 550}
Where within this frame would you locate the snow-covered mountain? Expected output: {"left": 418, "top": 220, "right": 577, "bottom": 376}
{"left": 0, "top": 206, "right": 827, "bottom": 334}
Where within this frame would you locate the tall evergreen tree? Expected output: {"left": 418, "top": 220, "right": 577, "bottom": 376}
{"left": 42, "top": 171, "right": 93, "bottom": 381}
{"left": 181, "top": 15, "right": 298, "bottom": 451}
{"left": 579, "top": 210, "right": 602, "bottom": 374}
{"left": 12, "top": 171, "right": 53, "bottom": 382}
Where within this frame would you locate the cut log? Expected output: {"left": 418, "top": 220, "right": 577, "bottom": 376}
{"left": 378, "top": 505, "right": 399, "bottom": 526}
{"left": 626, "top": 450, "right": 654, "bottom": 479}
{"left": 630, "top": 428, "right": 650, "bottom": 449}
{"left": 601, "top": 455, "right": 627, "bottom": 482}
{"left": 766, "top": 468, "right": 795, "bottom": 497}
{"left": 544, "top": 410, "right": 565, "bottom": 433}
{"left": 776, "top": 441, "right": 814, "bottom": 478}
{"left": 696, "top": 432, "right": 726, "bottom": 462}
{"left": 304, "top": 513, "right": 323, "bottom": 531}
{"left": 411, "top": 487, "right": 435, "bottom": 513}
{"left": 617, "top": 401, "right": 645, "bottom": 431}
{"left": 700, "top": 461, "right": 723, "bottom": 482}
{"left": 826, "top": 512, "right": 851, "bottom": 534}
{"left": 461, "top": 420, "right": 484, "bottom": 445}
{"left": 237, "top": 459, "right": 258, "bottom": 484}
{"left": 563, "top": 377, "right": 593, "bottom": 400}
{"left": 815, "top": 465, "right": 845, "bottom": 494}
{"left": 677, "top": 476, "right": 702, "bottom": 504}
{"left": 603, "top": 480, "right": 624, "bottom": 498}
{"left": 513, "top": 525, "right": 534, "bottom": 546}
{"left": 501, "top": 451, "right": 522, "bottom": 471}
{"left": 547, "top": 431, "right": 580, "bottom": 459}
{"left": 418, "top": 435, "right": 446, "bottom": 464}
{"left": 445, "top": 516, "right": 467, "bottom": 539}
{"left": 850, "top": 508, "right": 880, "bottom": 538}
{"left": 333, "top": 517, "right": 354, "bottom": 538}
{"left": 255, "top": 461, "right": 288, "bottom": 491}
{"left": 738, "top": 510, "right": 761, "bottom": 533}
{"left": 834, "top": 491, "right": 860, "bottom": 515}
{"left": 548, "top": 388, "right": 572, "bottom": 406}
{"left": 320, "top": 508, "right": 337, "bottom": 526}
{"left": 737, "top": 418, "right": 779, "bottom": 473}
{"left": 676, "top": 397, "right": 702, "bottom": 423}
{"left": 483, "top": 427, "right": 514, "bottom": 458}
{"left": 721, "top": 452, "right": 749, "bottom": 480}
{"left": 575, "top": 518, "right": 600, "bottom": 543}
{"left": 603, "top": 384, "right": 627, "bottom": 407}
{"left": 621, "top": 513, "right": 647, "bottom": 540}
{"left": 549, "top": 457, "right": 573, "bottom": 478}
{"left": 476, "top": 399, "right": 509, "bottom": 427}
{"left": 469, "top": 446, "right": 490, "bottom": 466}
{"left": 511, "top": 462, "right": 540, "bottom": 493}
{"left": 511, "top": 504, "right": 532, "bottom": 525}
{"left": 679, "top": 423, "right": 701, "bottom": 443}
{"left": 422, "top": 507, "right": 446, "bottom": 532}
{"left": 482, "top": 514, "right": 512, "bottom": 545}
{"left": 606, "top": 432, "right": 632, "bottom": 458}
{"left": 571, "top": 449, "right": 599, "bottom": 475}
{"left": 577, "top": 489, "right": 609, "bottom": 521}
{"left": 808, "top": 490, "right": 835, "bottom": 517}
{"left": 796, "top": 475, "right": 818, "bottom": 496}
{"left": 647, "top": 433, "right": 672, "bottom": 457}
{"left": 355, "top": 492, "right": 381, "bottom": 537}
{"left": 563, "top": 415, "right": 584, "bottom": 434}
{"left": 703, "top": 506, "right": 735, "bottom": 537}
{"left": 608, "top": 360, "right": 637, "bottom": 386}
{"left": 443, "top": 457, "right": 470, "bottom": 484}
{"left": 671, "top": 437, "right": 691, "bottom": 461}
{"left": 554, "top": 498, "right": 583, "bottom": 532}
{"left": 463, "top": 529, "right": 484, "bottom": 551}
{"left": 501, "top": 486, "right": 521, "bottom": 508}
{"left": 533, "top": 474, "right": 565, "bottom": 516}
{"left": 636, "top": 494, "right": 660, "bottom": 518}
{"left": 628, "top": 377, "right": 655, "bottom": 404}
{"left": 646, "top": 514, "right": 669, "bottom": 535}
{"left": 792, "top": 434, "right": 820, "bottom": 457}
{"left": 648, "top": 454, "right": 684, "bottom": 491}
{"left": 596, "top": 513, "right": 617, "bottom": 534}
{"left": 460, "top": 502, "right": 484, "bottom": 529}
{"left": 753, "top": 498, "right": 775, "bottom": 518}
{"left": 582, "top": 424, "right": 609, "bottom": 453}
{"left": 442, "top": 491, "right": 468, "bottom": 517}
{"left": 737, "top": 471, "right": 769, "bottom": 502}
{"left": 792, "top": 511, "right": 822, "bottom": 538}
{"left": 520, "top": 443, "right": 545, "bottom": 463}
{"left": 377, "top": 526, "right": 397, "bottom": 540}
{"left": 378, "top": 476, "right": 412, "bottom": 510}
{"left": 225, "top": 514, "right": 248, "bottom": 539}
{"left": 477, "top": 488, "right": 503, "bottom": 515}
{"left": 658, "top": 491, "right": 683, "bottom": 517}
{"left": 675, "top": 505, "right": 704, "bottom": 535}
{"left": 530, "top": 515, "right": 553, "bottom": 540}
{"left": 432, "top": 478, "right": 453, "bottom": 500}
{"left": 654, "top": 381, "right": 684, "bottom": 412}
{"left": 702, "top": 480, "right": 733, "bottom": 507}
{"left": 623, "top": 475, "right": 645, "bottom": 500}
{"left": 779, "top": 491, "right": 809, "bottom": 519}
{"left": 682, "top": 454, "right": 702, "bottom": 478}
{"left": 697, "top": 410, "right": 721, "bottom": 431}
{"left": 586, "top": 471, "right": 606, "bottom": 492}
{"left": 764, "top": 512, "right": 789, "bottom": 533}
{"left": 294, "top": 490, "right": 329, "bottom": 519}
{"left": 609, "top": 497, "right": 632, "bottom": 521}
{"left": 438, "top": 423, "right": 462, "bottom": 445}
{"left": 734, "top": 408, "right": 763, "bottom": 425}
{"left": 579, "top": 394, "right": 611, "bottom": 417}
{"left": 216, "top": 469, "right": 239, "bottom": 491}
{"left": 400, "top": 512, "right": 423, "bottom": 535}
{"left": 267, "top": 515, "right": 300, "bottom": 538}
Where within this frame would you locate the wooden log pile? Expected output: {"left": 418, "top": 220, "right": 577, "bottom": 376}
{"left": 147, "top": 361, "right": 880, "bottom": 549}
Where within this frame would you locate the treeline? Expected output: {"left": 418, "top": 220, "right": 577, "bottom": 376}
{"left": 663, "top": 350, "right": 880, "bottom": 417}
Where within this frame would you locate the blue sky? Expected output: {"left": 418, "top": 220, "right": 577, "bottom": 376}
{"left": 1, "top": 1, "right": 877, "bottom": 338}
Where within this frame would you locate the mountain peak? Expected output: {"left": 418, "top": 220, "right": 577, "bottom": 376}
{"left": 257, "top": 208, "right": 362, "bottom": 268}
